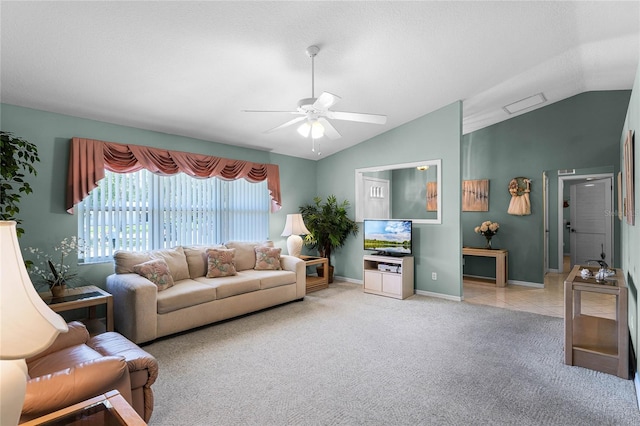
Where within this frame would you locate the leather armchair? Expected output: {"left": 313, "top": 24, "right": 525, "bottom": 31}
{"left": 20, "top": 321, "right": 158, "bottom": 423}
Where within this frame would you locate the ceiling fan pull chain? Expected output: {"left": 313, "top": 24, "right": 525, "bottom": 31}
{"left": 311, "top": 52, "right": 315, "bottom": 99}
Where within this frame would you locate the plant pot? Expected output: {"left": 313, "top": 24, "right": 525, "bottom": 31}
{"left": 51, "top": 284, "right": 66, "bottom": 298}
{"left": 317, "top": 264, "right": 335, "bottom": 283}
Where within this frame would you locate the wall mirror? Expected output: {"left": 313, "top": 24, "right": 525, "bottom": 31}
{"left": 355, "top": 159, "right": 442, "bottom": 224}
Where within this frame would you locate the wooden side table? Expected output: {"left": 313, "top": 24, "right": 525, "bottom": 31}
{"left": 300, "top": 255, "right": 329, "bottom": 293}
{"left": 462, "top": 247, "right": 508, "bottom": 287}
{"left": 564, "top": 265, "right": 628, "bottom": 378}
{"left": 20, "top": 390, "right": 146, "bottom": 425}
{"left": 39, "top": 285, "right": 114, "bottom": 335}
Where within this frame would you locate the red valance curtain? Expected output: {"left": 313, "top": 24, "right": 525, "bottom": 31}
{"left": 66, "top": 137, "right": 282, "bottom": 213}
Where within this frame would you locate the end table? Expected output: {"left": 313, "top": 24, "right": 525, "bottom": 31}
{"left": 300, "top": 255, "right": 329, "bottom": 293}
{"left": 39, "top": 285, "right": 114, "bottom": 335}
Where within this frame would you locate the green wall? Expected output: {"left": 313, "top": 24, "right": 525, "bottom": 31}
{"left": 0, "top": 104, "right": 317, "bottom": 286}
{"left": 619, "top": 58, "right": 640, "bottom": 378}
{"left": 461, "top": 91, "right": 630, "bottom": 284}
{"left": 315, "top": 101, "right": 463, "bottom": 298}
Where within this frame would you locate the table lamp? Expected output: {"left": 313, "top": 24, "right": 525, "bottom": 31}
{"left": 0, "top": 221, "right": 68, "bottom": 425}
{"left": 280, "top": 214, "right": 311, "bottom": 257}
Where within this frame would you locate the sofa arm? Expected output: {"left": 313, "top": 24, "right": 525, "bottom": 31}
{"left": 21, "top": 356, "right": 132, "bottom": 421}
{"left": 88, "top": 332, "right": 158, "bottom": 421}
{"left": 280, "top": 255, "right": 306, "bottom": 299}
{"left": 27, "top": 321, "right": 88, "bottom": 362}
{"left": 106, "top": 273, "right": 158, "bottom": 344}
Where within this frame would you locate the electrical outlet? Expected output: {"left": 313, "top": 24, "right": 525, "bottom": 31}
{"left": 432, "top": 272, "right": 437, "bottom": 280}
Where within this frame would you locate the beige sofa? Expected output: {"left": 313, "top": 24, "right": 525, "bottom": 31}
{"left": 106, "top": 241, "right": 306, "bottom": 344}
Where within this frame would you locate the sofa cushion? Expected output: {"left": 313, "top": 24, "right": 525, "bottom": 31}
{"left": 114, "top": 247, "right": 190, "bottom": 282}
{"left": 206, "top": 248, "right": 237, "bottom": 278}
{"left": 241, "top": 269, "right": 297, "bottom": 290}
{"left": 133, "top": 259, "right": 174, "bottom": 291}
{"left": 114, "top": 251, "right": 153, "bottom": 274}
{"left": 195, "top": 274, "right": 260, "bottom": 299}
{"left": 150, "top": 247, "right": 190, "bottom": 282}
{"left": 156, "top": 280, "right": 218, "bottom": 314}
{"left": 224, "top": 240, "right": 274, "bottom": 271}
{"left": 183, "top": 245, "right": 226, "bottom": 279}
{"left": 254, "top": 246, "right": 282, "bottom": 270}
{"left": 27, "top": 344, "right": 104, "bottom": 378}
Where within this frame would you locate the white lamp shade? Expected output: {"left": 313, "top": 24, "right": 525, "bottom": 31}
{"left": 0, "top": 221, "right": 68, "bottom": 359}
{"left": 280, "top": 214, "right": 310, "bottom": 237}
{"left": 281, "top": 214, "right": 310, "bottom": 257}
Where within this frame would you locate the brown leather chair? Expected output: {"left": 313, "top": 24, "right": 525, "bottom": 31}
{"left": 20, "top": 321, "right": 158, "bottom": 423}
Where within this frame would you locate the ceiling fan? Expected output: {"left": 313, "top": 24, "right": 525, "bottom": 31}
{"left": 243, "top": 45, "right": 387, "bottom": 146}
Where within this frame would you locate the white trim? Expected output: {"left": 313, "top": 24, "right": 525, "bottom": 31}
{"left": 508, "top": 280, "right": 544, "bottom": 288}
{"left": 557, "top": 172, "right": 613, "bottom": 271}
{"left": 547, "top": 268, "right": 561, "bottom": 273}
{"left": 415, "top": 289, "right": 463, "bottom": 302}
{"left": 334, "top": 276, "right": 362, "bottom": 285}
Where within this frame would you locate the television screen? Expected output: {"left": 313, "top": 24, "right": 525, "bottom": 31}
{"left": 363, "top": 219, "right": 412, "bottom": 256}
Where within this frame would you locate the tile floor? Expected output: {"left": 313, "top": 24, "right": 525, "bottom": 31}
{"left": 463, "top": 257, "right": 617, "bottom": 319}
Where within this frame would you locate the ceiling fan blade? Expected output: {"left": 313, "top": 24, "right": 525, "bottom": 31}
{"left": 318, "top": 117, "right": 341, "bottom": 140}
{"left": 242, "top": 109, "right": 302, "bottom": 114}
{"left": 265, "top": 116, "right": 307, "bottom": 133}
{"left": 326, "top": 110, "right": 387, "bottom": 125}
{"left": 313, "top": 92, "right": 341, "bottom": 111}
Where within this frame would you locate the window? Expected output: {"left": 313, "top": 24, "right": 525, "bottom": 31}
{"left": 78, "top": 169, "right": 270, "bottom": 263}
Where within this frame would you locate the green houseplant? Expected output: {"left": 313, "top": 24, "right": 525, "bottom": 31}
{"left": 0, "top": 131, "right": 40, "bottom": 237}
{"left": 299, "top": 195, "right": 358, "bottom": 283}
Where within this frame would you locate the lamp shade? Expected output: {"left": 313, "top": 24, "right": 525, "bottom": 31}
{"left": 281, "top": 214, "right": 310, "bottom": 258}
{"left": 280, "top": 214, "right": 310, "bottom": 237}
{"left": 0, "top": 221, "right": 68, "bottom": 359}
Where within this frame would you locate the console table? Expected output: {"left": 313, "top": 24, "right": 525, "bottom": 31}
{"left": 462, "top": 247, "right": 508, "bottom": 287}
{"left": 564, "top": 265, "right": 628, "bottom": 378}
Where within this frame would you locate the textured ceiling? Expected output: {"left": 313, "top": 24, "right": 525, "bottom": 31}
{"left": 1, "top": 1, "right": 639, "bottom": 160}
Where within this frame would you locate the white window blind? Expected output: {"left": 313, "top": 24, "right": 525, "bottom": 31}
{"left": 78, "top": 169, "right": 270, "bottom": 263}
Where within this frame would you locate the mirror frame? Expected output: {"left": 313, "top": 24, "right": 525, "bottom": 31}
{"left": 355, "top": 159, "right": 442, "bottom": 224}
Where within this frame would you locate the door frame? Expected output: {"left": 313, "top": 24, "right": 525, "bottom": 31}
{"left": 557, "top": 173, "right": 613, "bottom": 272}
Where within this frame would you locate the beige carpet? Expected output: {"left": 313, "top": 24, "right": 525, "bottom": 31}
{"left": 143, "top": 282, "right": 640, "bottom": 425}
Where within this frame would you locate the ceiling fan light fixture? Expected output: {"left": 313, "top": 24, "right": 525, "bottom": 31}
{"left": 297, "top": 120, "right": 324, "bottom": 139}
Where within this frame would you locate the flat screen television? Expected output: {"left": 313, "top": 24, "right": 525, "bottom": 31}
{"left": 363, "top": 219, "right": 412, "bottom": 256}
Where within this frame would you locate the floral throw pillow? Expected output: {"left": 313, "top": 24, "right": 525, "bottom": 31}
{"left": 254, "top": 246, "right": 282, "bottom": 270}
{"left": 133, "top": 259, "right": 174, "bottom": 291}
{"left": 206, "top": 248, "right": 237, "bottom": 278}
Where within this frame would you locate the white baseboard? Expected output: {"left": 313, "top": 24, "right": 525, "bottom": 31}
{"left": 334, "top": 276, "right": 362, "bottom": 285}
{"left": 508, "top": 280, "right": 544, "bottom": 288}
{"left": 547, "top": 268, "right": 562, "bottom": 273}
{"left": 415, "top": 289, "right": 462, "bottom": 302}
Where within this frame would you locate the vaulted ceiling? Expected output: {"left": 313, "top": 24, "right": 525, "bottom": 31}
{"left": 2, "top": 1, "right": 638, "bottom": 160}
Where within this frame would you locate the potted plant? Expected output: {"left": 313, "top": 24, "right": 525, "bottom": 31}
{"left": 299, "top": 195, "right": 358, "bottom": 283}
{"left": 25, "top": 237, "right": 85, "bottom": 297}
{"left": 0, "top": 131, "right": 40, "bottom": 237}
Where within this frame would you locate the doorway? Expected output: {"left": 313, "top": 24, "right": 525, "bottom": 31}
{"left": 557, "top": 173, "right": 614, "bottom": 272}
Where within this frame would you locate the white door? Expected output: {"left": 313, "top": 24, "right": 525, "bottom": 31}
{"left": 569, "top": 178, "right": 612, "bottom": 268}
{"left": 362, "top": 176, "right": 390, "bottom": 219}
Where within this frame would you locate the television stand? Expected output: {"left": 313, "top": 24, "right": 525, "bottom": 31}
{"left": 363, "top": 255, "right": 414, "bottom": 299}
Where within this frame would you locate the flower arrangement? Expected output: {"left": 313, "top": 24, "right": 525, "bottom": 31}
{"left": 26, "top": 237, "right": 85, "bottom": 294}
{"left": 474, "top": 221, "right": 499, "bottom": 249}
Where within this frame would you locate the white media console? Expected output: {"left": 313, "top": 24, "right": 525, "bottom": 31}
{"left": 362, "top": 254, "right": 414, "bottom": 299}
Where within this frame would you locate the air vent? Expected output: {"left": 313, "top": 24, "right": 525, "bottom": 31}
{"left": 558, "top": 169, "right": 576, "bottom": 175}
{"left": 503, "top": 93, "right": 547, "bottom": 114}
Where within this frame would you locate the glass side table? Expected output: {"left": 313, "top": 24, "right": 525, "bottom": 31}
{"left": 20, "top": 390, "right": 145, "bottom": 426}
{"left": 39, "top": 285, "right": 114, "bottom": 335}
